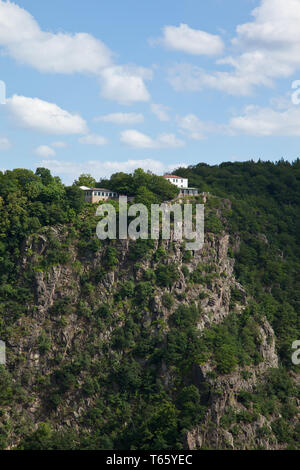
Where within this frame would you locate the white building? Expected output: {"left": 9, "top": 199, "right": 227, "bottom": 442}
{"left": 163, "top": 174, "right": 188, "bottom": 189}
{"left": 80, "top": 186, "right": 119, "bottom": 203}
{"left": 163, "top": 174, "right": 198, "bottom": 197}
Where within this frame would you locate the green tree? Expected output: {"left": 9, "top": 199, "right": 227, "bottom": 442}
{"left": 73, "top": 173, "right": 96, "bottom": 188}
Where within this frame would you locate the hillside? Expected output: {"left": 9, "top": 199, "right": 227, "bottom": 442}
{"left": 0, "top": 162, "right": 299, "bottom": 450}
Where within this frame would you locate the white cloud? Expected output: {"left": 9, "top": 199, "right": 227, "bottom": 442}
{"left": 35, "top": 145, "right": 56, "bottom": 157}
{"left": 99, "top": 66, "right": 152, "bottom": 105}
{"left": 0, "top": 136, "right": 11, "bottom": 150}
{"left": 120, "top": 130, "right": 154, "bottom": 149}
{"left": 229, "top": 104, "right": 300, "bottom": 136}
{"left": 153, "top": 23, "right": 224, "bottom": 56}
{"left": 51, "top": 141, "right": 68, "bottom": 148}
{"left": 168, "top": 0, "right": 300, "bottom": 95}
{"left": 157, "top": 133, "right": 185, "bottom": 148}
{"left": 120, "top": 129, "right": 185, "bottom": 149}
{"left": 7, "top": 95, "right": 88, "bottom": 134}
{"left": 177, "top": 103, "right": 300, "bottom": 138}
{"left": 233, "top": 0, "right": 300, "bottom": 49}
{"left": 168, "top": 62, "right": 271, "bottom": 96}
{"left": 177, "top": 114, "right": 214, "bottom": 140}
{"left": 0, "top": 2, "right": 152, "bottom": 104}
{"left": 0, "top": 0, "right": 112, "bottom": 74}
{"left": 39, "top": 158, "right": 188, "bottom": 184}
{"left": 151, "top": 103, "right": 170, "bottom": 122}
{"left": 95, "top": 112, "right": 144, "bottom": 124}
{"left": 78, "top": 134, "right": 108, "bottom": 146}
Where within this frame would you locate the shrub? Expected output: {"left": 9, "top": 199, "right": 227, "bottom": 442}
{"left": 129, "top": 239, "right": 154, "bottom": 261}
{"left": 95, "top": 303, "right": 112, "bottom": 321}
{"left": 38, "top": 331, "right": 51, "bottom": 354}
{"left": 134, "top": 282, "right": 154, "bottom": 305}
{"left": 154, "top": 246, "right": 167, "bottom": 262}
{"left": 156, "top": 264, "right": 179, "bottom": 288}
{"left": 215, "top": 344, "right": 238, "bottom": 374}
{"left": 162, "top": 293, "right": 174, "bottom": 309}
{"left": 103, "top": 246, "right": 118, "bottom": 270}
{"left": 182, "top": 250, "right": 193, "bottom": 263}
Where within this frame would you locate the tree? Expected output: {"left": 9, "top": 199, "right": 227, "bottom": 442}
{"left": 73, "top": 174, "right": 96, "bottom": 188}
{"left": 35, "top": 168, "right": 54, "bottom": 186}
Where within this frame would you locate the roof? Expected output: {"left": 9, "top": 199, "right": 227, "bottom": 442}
{"left": 80, "top": 186, "right": 117, "bottom": 192}
{"left": 92, "top": 188, "right": 117, "bottom": 192}
{"left": 163, "top": 174, "right": 186, "bottom": 179}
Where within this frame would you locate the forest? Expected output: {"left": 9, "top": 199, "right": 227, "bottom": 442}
{"left": 0, "top": 160, "right": 299, "bottom": 450}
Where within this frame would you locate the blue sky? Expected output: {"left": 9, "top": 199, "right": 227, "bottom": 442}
{"left": 1, "top": 0, "right": 300, "bottom": 183}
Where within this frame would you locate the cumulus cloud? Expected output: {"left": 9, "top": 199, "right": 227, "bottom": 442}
{"left": 0, "top": 0, "right": 112, "bottom": 73}
{"left": 120, "top": 130, "right": 154, "bottom": 149}
{"left": 0, "top": 136, "right": 11, "bottom": 150}
{"left": 168, "top": 0, "right": 300, "bottom": 95}
{"left": 168, "top": 63, "right": 269, "bottom": 96}
{"left": 152, "top": 23, "right": 224, "bottom": 56}
{"left": 39, "top": 158, "right": 188, "bottom": 184}
{"left": 78, "top": 134, "right": 108, "bottom": 146}
{"left": 229, "top": 105, "right": 300, "bottom": 136}
{"left": 120, "top": 129, "right": 185, "bottom": 149}
{"left": 0, "top": 1, "right": 151, "bottom": 104}
{"left": 177, "top": 103, "right": 300, "bottom": 138}
{"left": 151, "top": 103, "right": 170, "bottom": 122}
{"left": 95, "top": 112, "right": 144, "bottom": 124}
{"left": 99, "top": 66, "right": 152, "bottom": 105}
{"left": 6, "top": 95, "right": 88, "bottom": 134}
{"left": 177, "top": 114, "right": 215, "bottom": 140}
{"left": 35, "top": 145, "right": 56, "bottom": 157}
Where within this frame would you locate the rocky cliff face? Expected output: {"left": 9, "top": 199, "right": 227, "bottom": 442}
{"left": 187, "top": 318, "right": 279, "bottom": 450}
{"left": 1, "top": 212, "right": 298, "bottom": 450}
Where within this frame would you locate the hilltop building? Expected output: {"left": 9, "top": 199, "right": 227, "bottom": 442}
{"left": 80, "top": 186, "right": 119, "bottom": 203}
{"left": 163, "top": 174, "right": 188, "bottom": 189}
{"left": 80, "top": 173, "right": 198, "bottom": 203}
{"left": 163, "top": 174, "right": 198, "bottom": 197}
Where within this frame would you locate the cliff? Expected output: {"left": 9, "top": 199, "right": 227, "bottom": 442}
{"left": 0, "top": 195, "right": 299, "bottom": 450}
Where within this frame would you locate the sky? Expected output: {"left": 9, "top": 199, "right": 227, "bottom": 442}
{"left": 1, "top": 0, "right": 300, "bottom": 183}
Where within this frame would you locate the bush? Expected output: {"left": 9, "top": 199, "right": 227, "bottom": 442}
{"left": 182, "top": 250, "right": 193, "bottom": 263}
{"left": 103, "top": 246, "right": 118, "bottom": 270}
{"left": 181, "top": 265, "right": 189, "bottom": 278}
{"left": 156, "top": 264, "right": 179, "bottom": 288}
{"left": 154, "top": 246, "right": 167, "bottom": 262}
{"left": 38, "top": 331, "right": 51, "bottom": 354}
{"left": 129, "top": 239, "right": 154, "bottom": 261}
{"left": 214, "top": 344, "right": 238, "bottom": 374}
{"left": 134, "top": 282, "right": 154, "bottom": 305}
{"left": 162, "top": 293, "right": 174, "bottom": 309}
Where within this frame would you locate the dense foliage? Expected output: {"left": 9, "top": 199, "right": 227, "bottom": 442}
{"left": 0, "top": 161, "right": 299, "bottom": 450}
{"left": 98, "top": 168, "right": 179, "bottom": 205}
{"left": 175, "top": 160, "right": 300, "bottom": 367}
